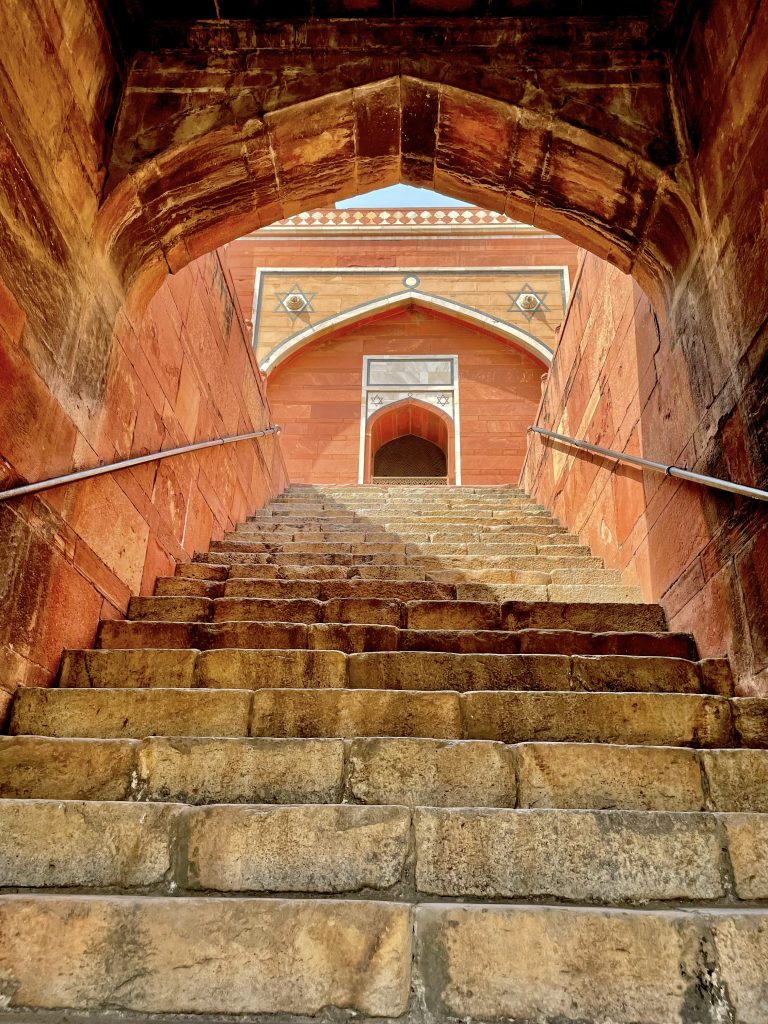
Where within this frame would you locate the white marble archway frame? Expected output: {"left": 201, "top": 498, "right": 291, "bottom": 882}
{"left": 259, "top": 291, "right": 554, "bottom": 374}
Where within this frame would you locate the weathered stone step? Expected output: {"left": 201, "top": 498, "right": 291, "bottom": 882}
{"left": 199, "top": 548, "right": 409, "bottom": 566}
{"left": 406, "top": 553, "right": 601, "bottom": 570}
{"left": 232, "top": 529, "right": 575, "bottom": 550}
{"left": 0, "top": 894, "right": 412, "bottom": 1017}
{"left": 135, "top": 598, "right": 667, "bottom": 632}
{"left": 174, "top": 565, "right": 614, "bottom": 598}
{"left": 4, "top": 735, "right": 768, "bottom": 811}
{"left": 235, "top": 526, "right": 571, "bottom": 543}
{"left": 249, "top": 512, "right": 555, "bottom": 525}
{"left": 159, "top": 575, "right": 631, "bottom": 602}
{"left": 96, "top": 620, "right": 694, "bottom": 659}
{"left": 215, "top": 538, "right": 592, "bottom": 559}
{"left": 158, "top": 577, "right": 457, "bottom": 601}
{"left": 193, "top": 550, "right": 606, "bottom": 573}
{"left": 272, "top": 499, "right": 539, "bottom": 509}
{"left": 10, "top": 686, "right": 763, "bottom": 747}
{"left": 267, "top": 498, "right": 535, "bottom": 509}
{"left": 380, "top": 520, "right": 569, "bottom": 535}
{"left": 179, "top": 562, "right": 436, "bottom": 583}
{"left": 0, "top": 896, "right": 764, "bottom": 1020}
{"left": 1, "top": 800, "right": 763, "bottom": 904}
{"left": 59, "top": 648, "right": 722, "bottom": 694}
{"left": 127, "top": 596, "right": 666, "bottom": 634}
{"left": 0, "top": 799, "right": 410, "bottom": 895}
{"left": 157, "top": 577, "right": 581, "bottom": 598}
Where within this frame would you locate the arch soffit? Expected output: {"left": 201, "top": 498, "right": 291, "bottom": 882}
{"left": 98, "top": 76, "right": 700, "bottom": 314}
{"left": 261, "top": 291, "right": 553, "bottom": 374}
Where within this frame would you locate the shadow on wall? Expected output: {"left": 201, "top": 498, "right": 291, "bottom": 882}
{"left": 523, "top": 251, "right": 768, "bottom": 696}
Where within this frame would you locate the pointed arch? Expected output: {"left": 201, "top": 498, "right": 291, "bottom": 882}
{"left": 363, "top": 397, "right": 457, "bottom": 484}
{"left": 260, "top": 290, "right": 553, "bottom": 374}
{"left": 97, "top": 76, "right": 699, "bottom": 318}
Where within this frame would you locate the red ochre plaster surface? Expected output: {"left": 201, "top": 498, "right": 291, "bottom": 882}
{"left": 0, "top": 250, "right": 286, "bottom": 693}
{"left": 267, "top": 304, "right": 546, "bottom": 486}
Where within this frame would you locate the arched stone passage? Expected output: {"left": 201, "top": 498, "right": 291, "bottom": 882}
{"left": 96, "top": 76, "right": 699, "bottom": 316}
{"left": 365, "top": 399, "right": 456, "bottom": 484}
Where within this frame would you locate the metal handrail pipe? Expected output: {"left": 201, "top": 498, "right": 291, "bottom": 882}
{"left": 0, "top": 426, "right": 282, "bottom": 503}
{"left": 528, "top": 425, "right": 768, "bottom": 503}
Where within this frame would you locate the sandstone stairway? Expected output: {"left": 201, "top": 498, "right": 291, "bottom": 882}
{"left": 1, "top": 483, "right": 768, "bottom": 1022}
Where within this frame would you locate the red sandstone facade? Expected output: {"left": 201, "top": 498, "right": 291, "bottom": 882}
{"left": 228, "top": 209, "right": 576, "bottom": 485}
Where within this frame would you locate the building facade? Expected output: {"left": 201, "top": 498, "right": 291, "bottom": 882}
{"left": 228, "top": 207, "right": 579, "bottom": 485}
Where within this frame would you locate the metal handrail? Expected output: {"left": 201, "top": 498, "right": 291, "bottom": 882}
{"left": 529, "top": 426, "right": 768, "bottom": 502}
{"left": 0, "top": 426, "right": 282, "bottom": 503}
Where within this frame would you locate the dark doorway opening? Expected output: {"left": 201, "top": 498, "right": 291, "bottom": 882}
{"left": 373, "top": 434, "right": 448, "bottom": 480}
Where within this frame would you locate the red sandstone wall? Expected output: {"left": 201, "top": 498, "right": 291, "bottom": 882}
{"left": 0, "top": 1, "right": 287, "bottom": 720}
{"left": 523, "top": 250, "right": 767, "bottom": 695}
{"left": 524, "top": 0, "right": 768, "bottom": 696}
{"left": 0, "top": 249, "right": 286, "bottom": 700}
{"left": 267, "top": 305, "right": 545, "bottom": 485}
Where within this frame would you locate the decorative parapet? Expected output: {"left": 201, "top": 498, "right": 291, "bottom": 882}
{"left": 251, "top": 207, "right": 544, "bottom": 235}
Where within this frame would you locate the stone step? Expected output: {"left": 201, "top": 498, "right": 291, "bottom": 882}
{"left": 96, "top": 619, "right": 695, "bottom": 659}
{"left": 3, "top": 735, "right": 767, "bottom": 811}
{"left": 1, "top": 799, "right": 763, "bottom": 904}
{"left": 160, "top": 575, "right": 596, "bottom": 601}
{"left": 0, "top": 894, "right": 413, "bottom": 1017}
{"left": 407, "top": 555, "right": 604, "bottom": 570}
{"left": 159, "top": 577, "right": 457, "bottom": 602}
{"left": 285, "top": 485, "right": 523, "bottom": 492}
{"left": 128, "top": 595, "right": 659, "bottom": 633}
{"left": 184, "top": 563, "right": 431, "bottom": 582}
{"left": 216, "top": 540, "right": 597, "bottom": 560}
{"left": 238, "top": 519, "right": 571, "bottom": 536}
{"left": 313, "top": 501, "right": 548, "bottom": 510}
{"left": 248, "top": 512, "right": 556, "bottom": 526}
{"left": 196, "top": 550, "right": 415, "bottom": 567}
{"left": 9, "top": 686, "right": 761, "bottom": 746}
{"left": 381, "top": 521, "right": 569, "bottom": 535}
{"left": 193, "top": 550, "right": 606, "bottom": 573}
{"left": 267, "top": 498, "right": 535, "bottom": 509}
{"left": 0, "top": 895, "right": 764, "bottom": 1020}
{"left": 233, "top": 528, "right": 574, "bottom": 547}
{"left": 213, "top": 540, "right": 417, "bottom": 557}
{"left": 133, "top": 598, "right": 667, "bottom": 632}
{"left": 59, "top": 648, "right": 721, "bottom": 694}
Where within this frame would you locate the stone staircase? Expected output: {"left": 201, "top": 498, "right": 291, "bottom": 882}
{"left": 1, "top": 483, "right": 767, "bottom": 1022}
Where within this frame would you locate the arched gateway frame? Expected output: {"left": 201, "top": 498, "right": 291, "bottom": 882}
{"left": 359, "top": 356, "right": 461, "bottom": 484}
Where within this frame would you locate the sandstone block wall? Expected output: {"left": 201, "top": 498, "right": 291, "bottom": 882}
{"left": 524, "top": 248, "right": 767, "bottom": 695}
{"left": 525, "top": 0, "right": 768, "bottom": 695}
{"left": 1, "top": 250, "right": 286, "bottom": 697}
{"left": 0, "top": 2, "right": 287, "bottom": 702}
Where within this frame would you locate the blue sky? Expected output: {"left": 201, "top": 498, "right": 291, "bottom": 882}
{"left": 336, "top": 185, "right": 471, "bottom": 208}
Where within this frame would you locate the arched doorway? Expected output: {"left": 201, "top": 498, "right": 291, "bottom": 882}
{"left": 364, "top": 398, "right": 456, "bottom": 484}
{"left": 374, "top": 435, "right": 448, "bottom": 481}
